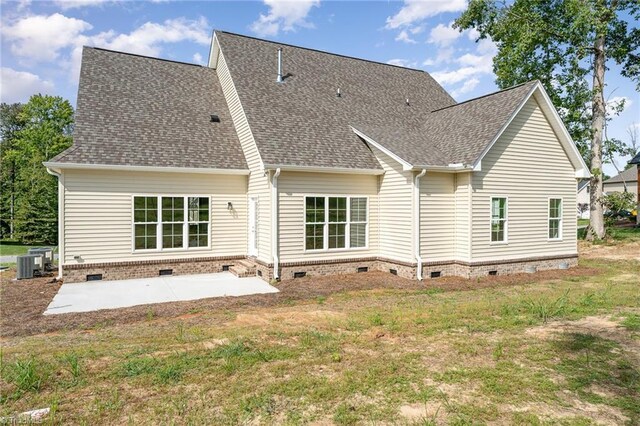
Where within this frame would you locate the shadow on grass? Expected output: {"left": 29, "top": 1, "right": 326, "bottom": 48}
{"left": 553, "top": 332, "right": 640, "bottom": 423}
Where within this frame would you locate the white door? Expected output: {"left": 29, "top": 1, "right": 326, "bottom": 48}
{"left": 248, "top": 197, "right": 258, "bottom": 257}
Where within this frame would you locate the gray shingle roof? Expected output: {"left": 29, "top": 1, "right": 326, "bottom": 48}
{"left": 52, "top": 47, "right": 247, "bottom": 170}
{"left": 604, "top": 167, "right": 638, "bottom": 184}
{"left": 216, "top": 31, "right": 538, "bottom": 169}
{"left": 215, "top": 31, "right": 457, "bottom": 170}
{"left": 629, "top": 151, "right": 640, "bottom": 165}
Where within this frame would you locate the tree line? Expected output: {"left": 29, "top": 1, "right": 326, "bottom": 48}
{"left": 0, "top": 95, "right": 74, "bottom": 244}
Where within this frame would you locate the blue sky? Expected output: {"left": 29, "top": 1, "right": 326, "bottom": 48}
{"left": 1, "top": 0, "right": 638, "bottom": 175}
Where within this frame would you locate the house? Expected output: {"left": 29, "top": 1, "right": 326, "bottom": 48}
{"left": 603, "top": 167, "right": 638, "bottom": 196}
{"left": 44, "top": 31, "right": 590, "bottom": 284}
{"left": 629, "top": 152, "right": 640, "bottom": 224}
{"left": 577, "top": 180, "right": 590, "bottom": 219}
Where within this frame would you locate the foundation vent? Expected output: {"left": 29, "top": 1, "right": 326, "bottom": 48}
{"left": 357, "top": 266, "right": 368, "bottom": 273}
{"left": 430, "top": 271, "right": 441, "bottom": 279}
{"left": 86, "top": 274, "right": 102, "bottom": 281}
{"left": 389, "top": 269, "right": 398, "bottom": 275}
{"left": 159, "top": 269, "right": 173, "bottom": 276}
{"left": 222, "top": 265, "right": 231, "bottom": 272}
{"left": 293, "top": 271, "right": 306, "bottom": 279}
{"left": 488, "top": 270, "right": 498, "bottom": 276}
{"left": 257, "top": 270, "right": 262, "bottom": 277}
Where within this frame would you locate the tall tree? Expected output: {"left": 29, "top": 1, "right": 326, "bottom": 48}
{"left": 11, "top": 95, "right": 74, "bottom": 244}
{"left": 455, "top": 0, "right": 639, "bottom": 240}
{"left": 0, "top": 103, "right": 26, "bottom": 239}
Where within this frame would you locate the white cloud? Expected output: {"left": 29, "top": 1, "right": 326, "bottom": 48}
{"left": 387, "top": 58, "right": 418, "bottom": 68}
{"left": 606, "top": 96, "right": 632, "bottom": 116}
{"left": 395, "top": 30, "right": 417, "bottom": 44}
{"left": 385, "top": 0, "right": 466, "bottom": 29}
{"left": 428, "top": 23, "right": 460, "bottom": 47}
{"left": 451, "top": 77, "right": 479, "bottom": 98}
{"left": 53, "top": 0, "right": 111, "bottom": 9}
{"left": 2, "top": 13, "right": 93, "bottom": 62}
{"left": 193, "top": 52, "right": 205, "bottom": 65}
{"left": 250, "top": 0, "right": 320, "bottom": 37}
{"left": 0, "top": 67, "right": 54, "bottom": 103}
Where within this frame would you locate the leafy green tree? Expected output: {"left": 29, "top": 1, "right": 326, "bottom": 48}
{"left": 10, "top": 95, "right": 74, "bottom": 244}
{"left": 455, "top": 0, "right": 639, "bottom": 240}
{"left": 0, "top": 103, "right": 26, "bottom": 239}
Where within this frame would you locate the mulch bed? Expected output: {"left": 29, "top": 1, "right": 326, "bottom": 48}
{"left": 0, "top": 265, "right": 599, "bottom": 338}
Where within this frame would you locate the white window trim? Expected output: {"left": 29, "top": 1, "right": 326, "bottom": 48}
{"left": 303, "top": 195, "right": 369, "bottom": 252}
{"left": 489, "top": 196, "right": 508, "bottom": 245}
{"left": 548, "top": 197, "right": 563, "bottom": 241}
{"left": 131, "top": 194, "right": 212, "bottom": 254}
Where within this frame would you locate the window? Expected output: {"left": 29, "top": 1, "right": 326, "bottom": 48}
{"left": 305, "top": 196, "right": 368, "bottom": 250}
{"left": 134, "top": 196, "right": 158, "bottom": 250}
{"left": 133, "top": 196, "right": 210, "bottom": 251}
{"left": 162, "top": 197, "right": 184, "bottom": 249}
{"left": 305, "top": 197, "right": 325, "bottom": 250}
{"left": 490, "top": 197, "right": 507, "bottom": 242}
{"left": 549, "top": 198, "right": 562, "bottom": 240}
{"left": 188, "top": 197, "right": 209, "bottom": 248}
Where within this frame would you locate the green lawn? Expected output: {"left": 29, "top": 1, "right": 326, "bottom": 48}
{"left": 0, "top": 242, "right": 42, "bottom": 257}
{"left": 578, "top": 218, "right": 589, "bottom": 227}
{"left": 1, "top": 251, "right": 639, "bottom": 424}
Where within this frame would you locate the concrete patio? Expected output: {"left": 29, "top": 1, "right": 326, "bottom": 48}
{"left": 44, "top": 272, "right": 279, "bottom": 315}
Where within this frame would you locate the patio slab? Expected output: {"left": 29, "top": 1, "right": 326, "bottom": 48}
{"left": 44, "top": 272, "right": 279, "bottom": 315}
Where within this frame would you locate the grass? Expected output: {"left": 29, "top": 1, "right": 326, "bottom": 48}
{"left": 0, "top": 251, "right": 638, "bottom": 423}
{"left": 578, "top": 219, "right": 590, "bottom": 227}
{"left": 0, "top": 241, "right": 48, "bottom": 257}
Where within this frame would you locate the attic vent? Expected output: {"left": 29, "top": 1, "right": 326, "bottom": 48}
{"left": 210, "top": 114, "right": 220, "bottom": 123}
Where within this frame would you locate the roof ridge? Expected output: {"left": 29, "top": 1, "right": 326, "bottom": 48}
{"left": 214, "top": 29, "right": 431, "bottom": 75}
{"left": 430, "top": 80, "right": 538, "bottom": 112}
{"left": 87, "top": 46, "right": 207, "bottom": 68}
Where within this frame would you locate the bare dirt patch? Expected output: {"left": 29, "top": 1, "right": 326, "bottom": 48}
{"left": 0, "top": 266, "right": 600, "bottom": 338}
{"left": 579, "top": 240, "right": 640, "bottom": 261}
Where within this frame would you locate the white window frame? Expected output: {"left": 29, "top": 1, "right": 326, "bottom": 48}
{"left": 303, "top": 195, "right": 369, "bottom": 252}
{"left": 548, "top": 197, "right": 563, "bottom": 241}
{"left": 131, "top": 194, "right": 212, "bottom": 253}
{"left": 489, "top": 196, "right": 508, "bottom": 244}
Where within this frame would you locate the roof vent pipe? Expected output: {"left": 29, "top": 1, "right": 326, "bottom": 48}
{"left": 276, "top": 48, "right": 283, "bottom": 83}
{"left": 337, "top": 88, "right": 341, "bottom": 97}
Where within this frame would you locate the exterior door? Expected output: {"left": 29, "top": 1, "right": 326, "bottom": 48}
{"left": 248, "top": 197, "right": 258, "bottom": 257}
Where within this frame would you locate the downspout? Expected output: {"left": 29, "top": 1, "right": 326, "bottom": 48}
{"left": 45, "top": 167, "right": 64, "bottom": 280}
{"left": 414, "top": 169, "right": 427, "bottom": 280}
{"left": 271, "top": 168, "right": 281, "bottom": 280}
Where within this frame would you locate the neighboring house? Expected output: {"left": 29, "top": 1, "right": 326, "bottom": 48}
{"left": 577, "top": 180, "right": 590, "bottom": 219}
{"left": 603, "top": 167, "right": 638, "bottom": 196}
{"left": 44, "top": 31, "right": 590, "bottom": 284}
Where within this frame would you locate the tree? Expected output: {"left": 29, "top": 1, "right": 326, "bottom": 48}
{"left": 455, "top": 0, "right": 639, "bottom": 240}
{"left": 8, "top": 95, "right": 74, "bottom": 244}
{"left": 0, "top": 103, "right": 26, "bottom": 239}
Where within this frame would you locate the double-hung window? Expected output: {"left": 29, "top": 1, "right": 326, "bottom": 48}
{"left": 548, "top": 198, "right": 562, "bottom": 240}
{"left": 490, "top": 197, "right": 507, "bottom": 243}
{"left": 305, "top": 196, "right": 368, "bottom": 251}
{"left": 133, "top": 195, "right": 210, "bottom": 251}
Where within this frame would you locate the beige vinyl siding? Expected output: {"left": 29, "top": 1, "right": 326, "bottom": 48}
{"left": 371, "top": 146, "right": 414, "bottom": 262}
{"left": 62, "top": 169, "right": 247, "bottom": 265}
{"left": 278, "top": 172, "right": 379, "bottom": 262}
{"left": 454, "top": 172, "right": 471, "bottom": 261}
{"left": 471, "top": 97, "right": 577, "bottom": 261}
{"left": 420, "top": 172, "right": 455, "bottom": 261}
{"left": 603, "top": 181, "right": 637, "bottom": 196}
{"left": 216, "top": 49, "right": 271, "bottom": 263}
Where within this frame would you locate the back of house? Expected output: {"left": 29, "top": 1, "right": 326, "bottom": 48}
{"left": 45, "top": 31, "right": 590, "bottom": 283}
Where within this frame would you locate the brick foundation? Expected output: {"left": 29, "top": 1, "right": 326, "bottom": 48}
{"left": 62, "top": 254, "right": 578, "bottom": 284}
{"left": 62, "top": 256, "right": 244, "bottom": 283}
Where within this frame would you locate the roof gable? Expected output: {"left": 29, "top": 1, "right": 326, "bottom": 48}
{"left": 214, "top": 31, "right": 455, "bottom": 171}
{"left": 604, "top": 167, "right": 638, "bottom": 184}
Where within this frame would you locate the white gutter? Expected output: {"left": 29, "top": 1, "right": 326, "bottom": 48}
{"left": 45, "top": 166, "right": 64, "bottom": 280}
{"left": 42, "top": 162, "right": 250, "bottom": 175}
{"left": 271, "top": 168, "right": 281, "bottom": 280}
{"left": 414, "top": 169, "right": 427, "bottom": 280}
{"left": 263, "top": 164, "right": 385, "bottom": 175}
